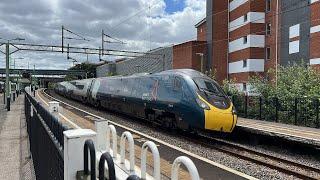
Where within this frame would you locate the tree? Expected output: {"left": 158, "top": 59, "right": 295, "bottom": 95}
{"left": 65, "top": 62, "right": 98, "bottom": 80}
{"left": 248, "top": 62, "right": 320, "bottom": 127}
{"left": 249, "top": 61, "right": 320, "bottom": 99}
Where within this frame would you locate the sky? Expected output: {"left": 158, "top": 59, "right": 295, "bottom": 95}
{"left": 0, "top": 0, "right": 205, "bottom": 70}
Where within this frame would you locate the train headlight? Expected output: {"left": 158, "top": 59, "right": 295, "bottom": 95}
{"left": 232, "top": 106, "right": 237, "bottom": 114}
{"left": 196, "top": 98, "right": 210, "bottom": 110}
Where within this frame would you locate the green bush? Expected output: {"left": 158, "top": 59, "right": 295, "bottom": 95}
{"left": 247, "top": 61, "right": 320, "bottom": 127}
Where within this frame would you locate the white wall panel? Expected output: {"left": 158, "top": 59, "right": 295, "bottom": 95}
{"left": 229, "top": 12, "right": 265, "bottom": 32}
{"left": 289, "top": 40, "right": 299, "bottom": 54}
{"left": 229, "top": 35, "right": 265, "bottom": 53}
{"left": 228, "top": 59, "right": 265, "bottom": 74}
{"left": 310, "top": 25, "right": 320, "bottom": 34}
{"left": 310, "top": 58, "right": 320, "bottom": 65}
{"left": 289, "top": 24, "right": 300, "bottom": 38}
{"left": 230, "top": 0, "right": 248, "bottom": 11}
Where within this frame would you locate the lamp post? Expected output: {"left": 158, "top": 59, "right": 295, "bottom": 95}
{"left": 196, "top": 53, "right": 204, "bottom": 73}
{"left": 11, "top": 57, "right": 24, "bottom": 95}
{"left": 11, "top": 57, "right": 24, "bottom": 69}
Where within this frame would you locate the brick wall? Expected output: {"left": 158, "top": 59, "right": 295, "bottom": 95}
{"left": 173, "top": 41, "right": 206, "bottom": 72}
{"left": 197, "top": 22, "right": 207, "bottom": 41}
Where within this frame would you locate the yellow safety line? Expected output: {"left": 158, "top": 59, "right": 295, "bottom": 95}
{"left": 36, "top": 90, "right": 81, "bottom": 129}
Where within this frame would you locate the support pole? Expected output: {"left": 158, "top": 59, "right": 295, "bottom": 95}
{"left": 101, "top": 30, "right": 104, "bottom": 56}
{"left": 162, "top": 54, "right": 165, "bottom": 71}
{"left": 62, "top": 25, "right": 64, "bottom": 53}
{"left": 5, "top": 42, "right": 10, "bottom": 111}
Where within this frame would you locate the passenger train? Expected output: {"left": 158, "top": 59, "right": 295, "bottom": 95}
{"left": 55, "top": 69, "right": 237, "bottom": 133}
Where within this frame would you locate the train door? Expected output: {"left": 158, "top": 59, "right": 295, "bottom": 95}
{"left": 131, "top": 77, "right": 145, "bottom": 118}
{"left": 87, "top": 79, "right": 95, "bottom": 103}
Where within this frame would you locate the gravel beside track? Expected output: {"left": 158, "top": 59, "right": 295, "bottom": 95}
{"left": 44, "top": 89, "right": 320, "bottom": 180}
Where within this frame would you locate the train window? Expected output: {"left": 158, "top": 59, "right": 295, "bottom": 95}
{"left": 76, "top": 84, "right": 84, "bottom": 89}
{"left": 173, "top": 77, "right": 182, "bottom": 91}
{"left": 193, "top": 78, "right": 225, "bottom": 96}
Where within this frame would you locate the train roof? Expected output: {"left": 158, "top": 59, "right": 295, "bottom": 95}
{"left": 159, "top": 69, "right": 207, "bottom": 78}
{"left": 106, "top": 69, "right": 207, "bottom": 79}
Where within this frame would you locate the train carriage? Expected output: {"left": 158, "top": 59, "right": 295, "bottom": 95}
{"left": 56, "top": 69, "right": 237, "bottom": 133}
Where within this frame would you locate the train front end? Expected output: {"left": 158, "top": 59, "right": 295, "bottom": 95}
{"left": 193, "top": 77, "right": 237, "bottom": 133}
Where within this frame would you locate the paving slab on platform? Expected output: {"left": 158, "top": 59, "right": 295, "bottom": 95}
{"left": 0, "top": 96, "right": 35, "bottom": 180}
{"left": 237, "top": 117, "right": 320, "bottom": 147}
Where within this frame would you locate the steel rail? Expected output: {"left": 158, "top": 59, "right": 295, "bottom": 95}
{"left": 187, "top": 133, "right": 320, "bottom": 180}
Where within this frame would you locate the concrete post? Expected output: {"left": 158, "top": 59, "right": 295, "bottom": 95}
{"left": 94, "top": 119, "right": 108, "bottom": 152}
{"left": 30, "top": 104, "right": 33, "bottom": 118}
{"left": 49, "top": 101, "right": 60, "bottom": 121}
{"left": 64, "top": 129, "right": 96, "bottom": 180}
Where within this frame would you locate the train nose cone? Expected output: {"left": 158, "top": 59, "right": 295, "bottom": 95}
{"left": 204, "top": 110, "right": 237, "bottom": 133}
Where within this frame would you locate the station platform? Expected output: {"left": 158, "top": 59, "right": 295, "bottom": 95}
{"left": 0, "top": 95, "right": 35, "bottom": 180}
{"left": 237, "top": 117, "right": 320, "bottom": 147}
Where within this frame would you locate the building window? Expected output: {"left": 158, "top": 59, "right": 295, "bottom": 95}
{"left": 266, "top": 0, "right": 271, "bottom": 12}
{"left": 266, "top": 47, "right": 271, "bottom": 60}
{"left": 243, "top": 83, "right": 247, "bottom": 92}
{"left": 244, "top": 14, "right": 248, "bottom": 22}
{"left": 243, "top": 60, "right": 247, "bottom": 68}
{"left": 266, "top": 23, "right": 271, "bottom": 35}
{"left": 243, "top": 36, "right": 248, "bottom": 44}
{"left": 289, "top": 24, "right": 300, "bottom": 39}
{"left": 200, "top": 28, "right": 203, "bottom": 33}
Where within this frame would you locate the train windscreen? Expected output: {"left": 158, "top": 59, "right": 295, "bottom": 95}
{"left": 193, "top": 78, "right": 225, "bottom": 97}
{"left": 193, "top": 78, "right": 230, "bottom": 109}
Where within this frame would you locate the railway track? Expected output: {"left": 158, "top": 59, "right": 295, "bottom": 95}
{"left": 40, "top": 89, "right": 320, "bottom": 179}
{"left": 188, "top": 134, "right": 320, "bottom": 180}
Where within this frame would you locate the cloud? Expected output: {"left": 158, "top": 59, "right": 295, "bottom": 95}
{"left": 0, "top": 0, "right": 205, "bottom": 69}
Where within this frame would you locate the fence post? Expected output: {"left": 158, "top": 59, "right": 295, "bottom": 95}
{"left": 49, "top": 101, "right": 59, "bottom": 121}
{"left": 30, "top": 103, "right": 33, "bottom": 118}
{"left": 120, "top": 131, "right": 135, "bottom": 172}
{"left": 95, "top": 119, "right": 108, "bottom": 152}
{"left": 259, "top": 96, "right": 262, "bottom": 120}
{"left": 64, "top": 129, "right": 96, "bottom": 180}
{"left": 275, "top": 97, "right": 278, "bottom": 122}
{"left": 294, "top": 98, "right": 298, "bottom": 125}
{"left": 106, "top": 125, "right": 117, "bottom": 158}
{"left": 231, "top": 95, "right": 235, "bottom": 105}
{"left": 315, "top": 98, "right": 319, "bottom": 128}
{"left": 84, "top": 139, "right": 96, "bottom": 180}
{"left": 99, "top": 152, "right": 116, "bottom": 180}
{"left": 244, "top": 95, "right": 248, "bottom": 118}
{"left": 171, "top": 156, "right": 200, "bottom": 180}
{"left": 141, "top": 141, "right": 160, "bottom": 180}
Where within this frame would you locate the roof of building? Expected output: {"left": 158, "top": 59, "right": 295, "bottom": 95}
{"left": 195, "top": 18, "right": 206, "bottom": 28}
{"left": 173, "top": 40, "right": 206, "bottom": 47}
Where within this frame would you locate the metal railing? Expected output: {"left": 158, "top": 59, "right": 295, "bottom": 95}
{"left": 232, "top": 95, "right": 320, "bottom": 128}
{"left": 72, "top": 121, "right": 201, "bottom": 180}
{"left": 25, "top": 91, "right": 69, "bottom": 180}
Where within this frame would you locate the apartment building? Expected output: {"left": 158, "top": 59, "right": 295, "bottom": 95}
{"left": 97, "top": 0, "right": 320, "bottom": 93}
{"left": 196, "top": 0, "right": 320, "bottom": 93}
